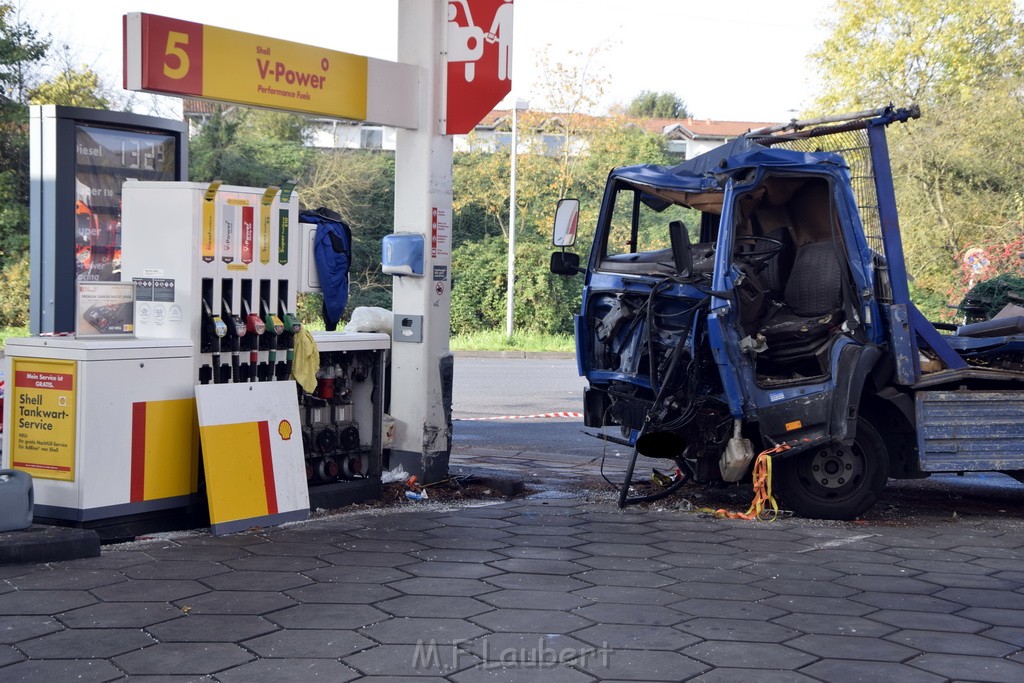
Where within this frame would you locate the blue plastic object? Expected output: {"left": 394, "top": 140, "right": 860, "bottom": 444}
{"left": 382, "top": 234, "right": 425, "bottom": 277}
{"left": 0, "top": 470, "right": 33, "bottom": 532}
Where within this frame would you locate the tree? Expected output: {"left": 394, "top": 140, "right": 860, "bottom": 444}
{"left": 810, "top": 0, "right": 1023, "bottom": 111}
{"left": 627, "top": 90, "right": 689, "bottom": 119}
{"left": 28, "top": 63, "right": 109, "bottom": 108}
{"left": 0, "top": 3, "right": 48, "bottom": 106}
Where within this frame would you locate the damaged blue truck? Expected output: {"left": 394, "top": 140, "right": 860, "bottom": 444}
{"left": 551, "top": 105, "right": 1024, "bottom": 520}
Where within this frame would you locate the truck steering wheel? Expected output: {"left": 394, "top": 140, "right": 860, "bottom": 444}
{"left": 731, "top": 235, "right": 784, "bottom": 267}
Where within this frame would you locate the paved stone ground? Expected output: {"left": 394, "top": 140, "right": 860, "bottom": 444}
{"left": 4, "top": 482, "right": 1024, "bottom": 682}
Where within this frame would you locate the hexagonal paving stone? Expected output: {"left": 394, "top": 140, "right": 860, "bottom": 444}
{"left": 57, "top": 601, "right": 185, "bottom": 628}
{"left": 835, "top": 574, "right": 943, "bottom": 594}
{"left": 122, "top": 560, "right": 231, "bottom": 580}
{"left": 677, "top": 617, "right": 800, "bottom": 643}
{"left": 908, "top": 653, "right": 1024, "bottom": 682}
{"left": 957, "top": 607, "right": 1024, "bottom": 627}
{"left": 91, "top": 579, "right": 209, "bottom": 603}
{"left": 344, "top": 642, "right": 482, "bottom": 676}
{"left": 821, "top": 561, "right": 922, "bottom": 577}
{"left": 934, "top": 587, "right": 1024, "bottom": 610}
{"left": 244, "top": 542, "right": 340, "bottom": 557}
{"left": 303, "top": 565, "right": 412, "bottom": 584}
{"left": 788, "top": 633, "right": 917, "bottom": 662}
{"left": 0, "top": 589, "right": 96, "bottom": 615}
{"left": 6, "top": 569, "right": 126, "bottom": 591}
{"left": 243, "top": 628, "right": 373, "bottom": 659}
{"left": 176, "top": 590, "right": 296, "bottom": 615}
{"left": 450, "top": 663, "right": 595, "bottom": 682}
{"left": 265, "top": 603, "right": 390, "bottom": 629}
{"left": 683, "top": 641, "right": 816, "bottom": 670}
{"left": 460, "top": 632, "right": 592, "bottom": 663}
{"left": 415, "top": 536, "right": 510, "bottom": 551}
{"left": 285, "top": 583, "right": 399, "bottom": 604}
{"left": 359, "top": 617, "right": 487, "bottom": 645}
{"left": 771, "top": 612, "right": 898, "bottom": 637}
{"left": 479, "top": 589, "right": 592, "bottom": 611}
{"left": 579, "top": 647, "right": 705, "bottom": 681}
{"left": 885, "top": 629, "right": 1018, "bottom": 656}
{"left": 575, "top": 555, "right": 673, "bottom": 572}
{"left": 398, "top": 563, "right": 502, "bottom": 580}
{"left": 748, "top": 578, "right": 859, "bottom": 598}
{"left": 794, "top": 663, "right": 946, "bottom": 683}
{"left": 410, "top": 548, "right": 508, "bottom": 563}
{"left": 321, "top": 551, "right": 422, "bottom": 567}
{"left": 470, "top": 608, "right": 592, "bottom": 634}
{"left": 0, "top": 643, "right": 24, "bottom": 667}
{"left": 763, "top": 594, "right": 875, "bottom": 617}
{"left": 867, "top": 609, "right": 987, "bottom": 633}
{"left": 575, "top": 623, "right": 698, "bottom": 651}
{"left": 215, "top": 658, "right": 360, "bottom": 682}
{"left": 200, "top": 570, "right": 312, "bottom": 592}
{"left": 376, "top": 595, "right": 492, "bottom": 619}
{"left": 672, "top": 598, "right": 788, "bottom": 621}
{"left": 687, "top": 667, "right": 819, "bottom": 682}
{"left": 334, "top": 539, "right": 430, "bottom": 553}
{"left": 484, "top": 573, "right": 591, "bottom": 592}
{"left": 146, "top": 614, "right": 279, "bottom": 642}
{"left": 0, "top": 658, "right": 124, "bottom": 683}
{"left": 983, "top": 626, "right": 1024, "bottom": 647}
{"left": 570, "top": 542, "right": 665, "bottom": 558}
{"left": 666, "top": 581, "right": 775, "bottom": 601}
{"left": 915, "top": 572, "right": 1019, "bottom": 590}
{"left": 574, "top": 603, "right": 684, "bottom": 627}
{"left": 0, "top": 616, "right": 63, "bottom": 644}
{"left": 145, "top": 545, "right": 251, "bottom": 562}
{"left": 19, "top": 627, "right": 155, "bottom": 659}
{"left": 113, "top": 642, "right": 254, "bottom": 675}
{"left": 849, "top": 591, "right": 962, "bottom": 613}
{"left": 572, "top": 585, "right": 677, "bottom": 606}
{"left": 223, "top": 555, "right": 329, "bottom": 572}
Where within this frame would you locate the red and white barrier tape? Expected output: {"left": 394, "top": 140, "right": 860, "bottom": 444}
{"left": 455, "top": 411, "right": 583, "bottom": 422}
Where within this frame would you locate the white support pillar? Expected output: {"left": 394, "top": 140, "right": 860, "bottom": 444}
{"left": 389, "top": 0, "right": 454, "bottom": 482}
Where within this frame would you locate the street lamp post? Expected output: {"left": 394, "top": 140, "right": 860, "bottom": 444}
{"left": 506, "top": 98, "right": 528, "bottom": 340}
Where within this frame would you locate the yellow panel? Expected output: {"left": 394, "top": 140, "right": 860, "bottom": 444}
{"left": 143, "top": 399, "right": 198, "bottom": 500}
{"left": 9, "top": 358, "right": 77, "bottom": 481}
{"left": 203, "top": 25, "right": 367, "bottom": 120}
{"left": 200, "top": 422, "right": 269, "bottom": 524}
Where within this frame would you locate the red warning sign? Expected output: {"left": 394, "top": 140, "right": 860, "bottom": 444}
{"left": 445, "top": 0, "right": 513, "bottom": 135}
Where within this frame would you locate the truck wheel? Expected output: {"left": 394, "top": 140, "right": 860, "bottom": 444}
{"left": 774, "top": 417, "right": 888, "bottom": 520}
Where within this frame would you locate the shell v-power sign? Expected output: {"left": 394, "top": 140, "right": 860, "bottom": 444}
{"left": 123, "top": 13, "right": 417, "bottom": 128}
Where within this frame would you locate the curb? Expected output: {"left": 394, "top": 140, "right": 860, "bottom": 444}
{"left": 451, "top": 350, "right": 575, "bottom": 360}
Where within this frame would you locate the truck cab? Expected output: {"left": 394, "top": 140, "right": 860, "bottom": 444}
{"left": 553, "top": 106, "right": 1024, "bottom": 519}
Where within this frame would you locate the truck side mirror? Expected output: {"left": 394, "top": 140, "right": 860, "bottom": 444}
{"left": 550, "top": 251, "right": 581, "bottom": 275}
{"left": 552, "top": 198, "right": 580, "bottom": 247}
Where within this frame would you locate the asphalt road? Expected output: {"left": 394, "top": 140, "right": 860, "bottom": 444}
{"left": 451, "top": 356, "right": 606, "bottom": 458}
{"left": 451, "top": 356, "right": 1024, "bottom": 521}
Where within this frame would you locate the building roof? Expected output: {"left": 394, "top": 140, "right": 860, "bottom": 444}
{"left": 475, "top": 109, "right": 776, "bottom": 139}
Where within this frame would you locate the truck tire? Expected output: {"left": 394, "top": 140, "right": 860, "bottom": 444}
{"left": 774, "top": 417, "right": 888, "bottom": 520}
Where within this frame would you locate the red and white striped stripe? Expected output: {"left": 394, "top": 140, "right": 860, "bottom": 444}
{"left": 455, "top": 411, "right": 583, "bottom": 422}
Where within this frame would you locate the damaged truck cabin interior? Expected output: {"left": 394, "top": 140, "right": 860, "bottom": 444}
{"left": 553, "top": 105, "right": 1024, "bottom": 520}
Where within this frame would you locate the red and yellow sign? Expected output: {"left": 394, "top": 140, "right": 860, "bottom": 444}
{"left": 130, "top": 398, "right": 198, "bottom": 503}
{"left": 124, "top": 13, "right": 369, "bottom": 120}
{"left": 9, "top": 358, "right": 77, "bottom": 481}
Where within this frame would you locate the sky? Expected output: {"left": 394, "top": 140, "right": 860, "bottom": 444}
{"left": 19, "top": 0, "right": 831, "bottom": 124}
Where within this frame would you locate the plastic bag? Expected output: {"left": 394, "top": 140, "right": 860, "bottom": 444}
{"left": 345, "top": 306, "right": 393, "bottom": 334}
{"left": 381, "top": 465, "right": 410, "bottom": 484}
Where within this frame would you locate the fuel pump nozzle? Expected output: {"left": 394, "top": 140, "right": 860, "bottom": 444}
{"left": 222, "top": 298, "right": 247, "bottom": 383}
{"left": 279, "top": 299, "right": 302, "bottom": 381}
{"left": 242, "top": 299, "right": 265, "bottom": 382}
{"left": 262, "top": 298, "right": 284, "bottom": 381}
{"left": 202, "top": 300, "right": 228, "bottom": 384}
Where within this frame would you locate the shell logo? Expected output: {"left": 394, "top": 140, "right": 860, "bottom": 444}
{"left": 278, "top": 420, "right": 293, "bottom": 441}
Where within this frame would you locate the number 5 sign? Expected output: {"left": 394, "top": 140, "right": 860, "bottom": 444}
{"left": 124, "top": 13, "right": 417, "bottom": 128}
{"left": 445, "top": 0, "right": 513, "bottom": 135}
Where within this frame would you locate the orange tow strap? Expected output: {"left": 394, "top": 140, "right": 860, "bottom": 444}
{"left": 714, "top": 443, "right": 790, "bottom": 521}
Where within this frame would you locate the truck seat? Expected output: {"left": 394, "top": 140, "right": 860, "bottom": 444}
{"left": 758, "top": 240, "right": 844, "bottom": 361}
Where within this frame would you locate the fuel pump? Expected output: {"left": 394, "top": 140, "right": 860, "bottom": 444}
{"left": 261, "top": 299, "right": 284, "bottom": 381}
{"left": 279, "top": 300, "right": 301, "bottom": 381}
{"left": 242, "top": 299, "right": 265, "bottom": 382}
{"left": 201, "top": 300, "right": 228, "bottom": 384}
{"left": 222, "top": 298, "right": 247, "bottom": 383}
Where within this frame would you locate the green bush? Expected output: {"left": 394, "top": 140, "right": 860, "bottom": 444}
{"left": 0, "top": 251, "right": 30, "bottom": 327}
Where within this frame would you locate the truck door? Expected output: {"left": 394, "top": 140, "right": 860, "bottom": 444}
{"left": 706, "top": 179, "right": 749, "bottom": 418}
